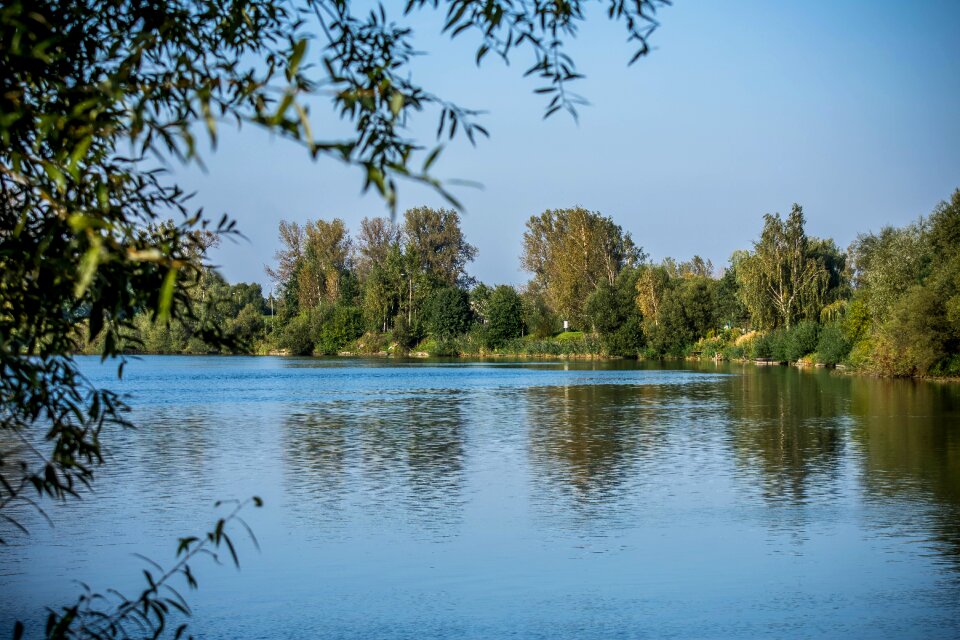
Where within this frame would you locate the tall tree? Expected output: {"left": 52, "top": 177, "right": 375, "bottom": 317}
{"left": 299, "top": 218, "right": 352, "bottom": 309}
{"left": 355, "top": 217, "right": 401, "bottom": 280}
{"left": 484, "top": 285, "right": 525, "bottom": 348}
{"left": 521, "top": 207, "right": 642, "bottom": 325}
{"left": 736, "top": 204, "right": 831, "bottom": 329}
{"left": 402, "top": 207, "right": 477, "bottom": 288}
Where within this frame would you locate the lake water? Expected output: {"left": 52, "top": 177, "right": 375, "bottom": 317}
{"left": 2, "top": 356, "right": 959, "bottom": 638}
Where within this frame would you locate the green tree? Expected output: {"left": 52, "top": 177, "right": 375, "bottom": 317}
{"left": 298, "top": 218, "right": 352, "bottom": 309}
{"left": 850, "top": 189, "right": 960, "bottom": 375}
{"left": 587, "top": 267, "right": 644, "bottom": 356}
{"left": 403, "top": 207, "right": 477, "bottom": 288}
{"left": 715, "top": 258, "right": 750, "bottom": 329}
{"left": 315, "top": 305, "right": 364, "bottom": 355}
{"left": 522, "top": 207, "right": 642, "bottom": 325}
{"left": 484, "top": 285, "right": 525, "bottom": 348}
{"left": 425, "top": 286, "right": 472, "bottom": 340}
{"left": 399, "top": 207, "right": 477, "bottom": 330}
{"left": 736, "top": 204, "right": 832, "bottom": 329}
{"left": 521, "top": 289, "right": 560, "bottom": 339}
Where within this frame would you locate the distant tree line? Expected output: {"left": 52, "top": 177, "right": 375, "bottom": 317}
{"left": 109, "top": 189, "right": 960, "bottom": 377}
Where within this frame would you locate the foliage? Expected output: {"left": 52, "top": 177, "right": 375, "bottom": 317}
{"left": 521, "top": 207, "right": 643, "bottom": 325}
{"left": 736, "top": 204, "right": 834, "bottom": 329}
{"left": 280, "top": 313, "right": 314, "bottom": 356}
{"left": 715, "top": 261, "right": 750, "bottom": 329}
{"left": 520, "top": 289, "right": 560, "bottom": 339}
{"left": 425, "top": 287, "right": 472, "bottom": 340}
{"left": 586, "top": 268, "right": 644, "bottom": 356}
{"left": 635, "top": 260, "right": 721, "bottom": 357}
{"left": 848, "top": 190, "right": 960, "bottom": 376}
{"left": 484, "top": 285, "right": 525, "bottom": 348}
{"left": 816, "top": 323, "right": 850, "bottom": 366}
{"left": 315, "top": 305, "right": 364, "bottom": 355}
{"left": 785, "top": 320, "right": 820, "bottom": 362}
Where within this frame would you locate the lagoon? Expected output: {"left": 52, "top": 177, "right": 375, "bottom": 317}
{"left": 2, "top": 357, "right": 959, "bottom": 638}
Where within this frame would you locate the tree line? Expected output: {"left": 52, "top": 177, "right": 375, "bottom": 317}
{"left": 110, "top": 189, "right": 960, "bottom": 378}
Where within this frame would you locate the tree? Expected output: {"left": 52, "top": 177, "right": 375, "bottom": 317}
{"left": 635, "top": 264, "right": 671, "bottom": 326}
{"left": 484, "top": 285, "right": 525, "bottom": 348}
{"left": 521, "top": 207, "right": 642, "bottom": 325}
{"left": 635, "top": 259, "right": 719, "bottom": 356}
{"left": 849, "top": 189, "right": 960, "bottom": 376}
{"left": 715, "top": 257, "right": 750, "bottom": 329}
{"left": 299, "top": 218, "right": 352, "bottom": 309}
{"left": 736, "top": 204, "right": 831, "bottom": 329}
{"left": 399, "top": 207, "right": 477, "bottom": 330}
{"left": 425, "top": 286, "right": 472, "bottom": 340}
{"left": 355, "top": 217, "right": 401, "bottom": 281}
{"left": 403, "top": 207, "right": 477, "bottom": 289}
{"left": 587, "top": 267, "right": 644, "bottom": 356}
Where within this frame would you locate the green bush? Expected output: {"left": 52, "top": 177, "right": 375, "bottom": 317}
{"left": 391, "top": 314, "right": 417, "bottom": 350}
{"left": 816, "top": 323, "right": 851, "bottom": 366}
{"left": 786, "top": 320, "right": 820, "bottom": 362}
{"left": 426, "top": 286, "right": 472, "bottom": 339}
{"left": 723, "top": 344, "right": 746, "bottom": 360}
{"left": 280, "top": 313, "right": 313, "bottom": 355}
{"left": 750, "top": 333, "right": 772, "bottom": 359}
{"left": 315, "top": 305, "right": 364, "bottom": 355}
{"left": 484, "top": 285, "right": 524, "bottom": 348}
{"left": 602, "top": 315, "right": 644, "bottom": 357}
{"left": 768, "top": 328, "right": 790, "bottom": 362}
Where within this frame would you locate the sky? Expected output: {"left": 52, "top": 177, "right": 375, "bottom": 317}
{"left": 174, "top": 0, "right": 960, "bottom": 291}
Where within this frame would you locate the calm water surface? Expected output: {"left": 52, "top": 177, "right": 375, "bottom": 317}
{"left": 2, "top": 356, "right": 959, "bottom": 638}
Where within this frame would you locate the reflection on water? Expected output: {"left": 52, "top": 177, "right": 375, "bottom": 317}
{"left": 849, "top": 378, "right": 960, "bottom": 571}
{"left": 1, "top": 357, "right": 959, "bottom": 638}
{"left": 283, "top": 391, "right": 467, "bottom": 536}
{"left": 728, "top": 366, "right": 850, "bottom": 505}
{"left": 526, "top": 382, "right": 677, "bottom": 529}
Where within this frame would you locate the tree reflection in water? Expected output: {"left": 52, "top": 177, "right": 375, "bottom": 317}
{"left": 282, "top": 390, "right": 467, "bottom": 537}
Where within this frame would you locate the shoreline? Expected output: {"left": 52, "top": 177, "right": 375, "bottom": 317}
{"left": 80, "top": 350, "right": 960, "bottom": 381}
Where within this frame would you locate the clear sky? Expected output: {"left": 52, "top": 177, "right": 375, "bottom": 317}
{"left": 174, "top": 0, "right": 960, "bottom": 291}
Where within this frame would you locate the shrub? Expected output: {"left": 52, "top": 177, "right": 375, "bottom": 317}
{"left": 485, "top": 285, "right": 525, "bottom": 348}
{"left": 280, "top": 313, "right": 313, "bottom": 355}
{"left": 750, "top": 332, "right": 772, "bottom": 359}
{"left": 723, "top": 344, "right": 746, "bottom": 360}
{"left": 603, "top": 315, "right": 644, "bottom": 357}
{"left": 391, "top": 314, "right": 417, "bottom": 350}
{"left": 426, "top": 287, "right": 472, "bottom": 339}
{"left": 315, "top": 305, "right": 364, "bottom": 355}
{"left": 768, "top": 328, "right": 790, "bottom": 362}
{"left": 786, "top": 320, "right": 820, "bottom": 362}
{"left": 816, "top": 323, "right": 850, "bottom": 366}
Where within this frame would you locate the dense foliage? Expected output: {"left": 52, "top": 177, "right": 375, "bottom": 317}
{"left": 171, "top": 192, "right": 960, "bottom": 379}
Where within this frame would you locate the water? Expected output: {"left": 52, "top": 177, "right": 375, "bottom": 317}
{"left": 2, "top": 356, "right": 959, "bottom": 638}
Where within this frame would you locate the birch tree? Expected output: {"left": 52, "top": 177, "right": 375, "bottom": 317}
{"left": 736, "top": 204, "right": 830, "bottom": 329}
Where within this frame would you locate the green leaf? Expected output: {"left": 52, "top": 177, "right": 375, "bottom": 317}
{"left": 287, "top": 38, "right": 307, "bottom": 81}
{"left": 74, "top": 236, "right": 103, "bottom": 298}
{"left": 423, "top": 145, "right": 443, "bottom": 172}
{"left": 43, "top": 162, "right": 66, "bottom": 192}
{"left": 158, "top": 267, "right": 179, "bottom": 321}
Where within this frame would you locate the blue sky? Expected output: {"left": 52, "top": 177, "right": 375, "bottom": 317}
{"left": 175, "top": 0, "right": 960, "bottom": 290}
